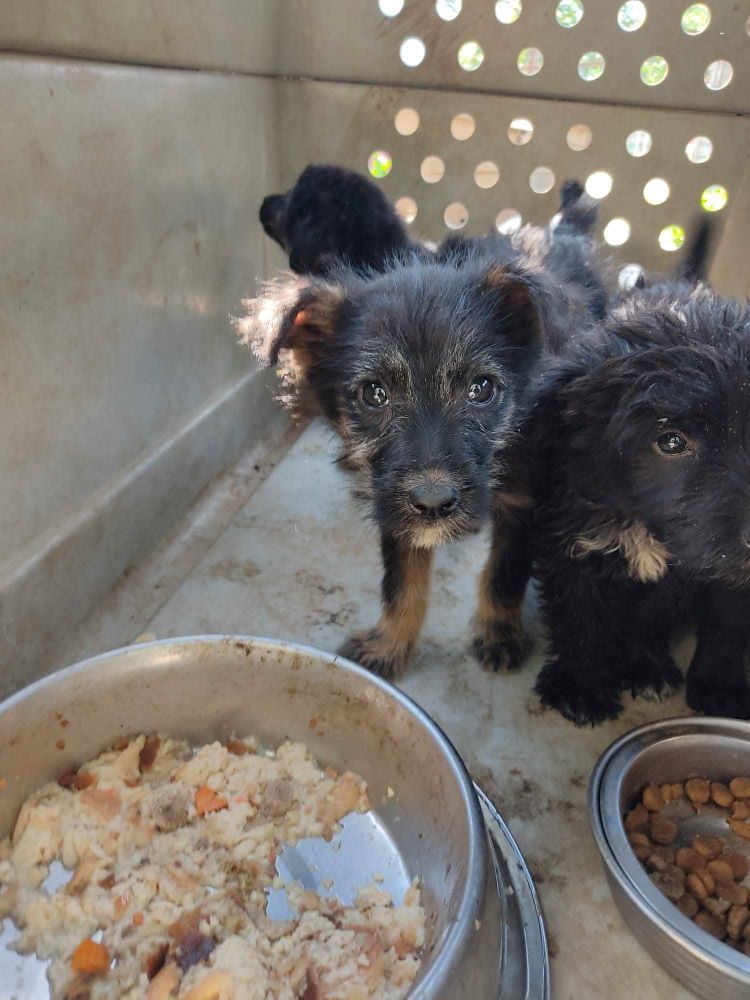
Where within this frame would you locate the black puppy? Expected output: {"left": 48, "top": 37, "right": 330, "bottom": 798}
{"left": 531, "top": 283, "right": 750, "bottom": 724}
{"left": 240, "top": 194, "right": 605, "bottom": 678}
{"left": 260, "top": 164, "right": 416, "bottom": 275}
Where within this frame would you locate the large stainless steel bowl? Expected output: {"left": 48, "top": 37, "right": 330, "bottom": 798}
{"left": 590, "top": 717, "right": 750, "bottom": 1000}
{"left": 0, "top": 636, "right": 548, "bottom": 999}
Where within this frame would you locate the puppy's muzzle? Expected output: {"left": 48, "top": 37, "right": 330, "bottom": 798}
{"left": 408, "top": 483, "right": 460, "bottom": 520}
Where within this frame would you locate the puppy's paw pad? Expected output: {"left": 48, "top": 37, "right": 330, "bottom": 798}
{"left": 534, "top": 661, "right": 623, "bottom": 726}
{"left": 338, "top": 631, "right": 408, "bottom": 680}
{"left": 472, "top": 623, "right": 533, "bottom": 674}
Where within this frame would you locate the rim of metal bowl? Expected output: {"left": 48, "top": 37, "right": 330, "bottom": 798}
{"left": 0, "top": 634, "right": 488, "bottom": 998}
{"left": 589, "top": 716, "right": 750, "bottom": 987}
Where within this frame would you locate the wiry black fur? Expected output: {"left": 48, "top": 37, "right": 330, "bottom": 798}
{"left": 530, "top": 286, "right": 750, "bottom": 724}
{"left": 241, "top": 185, "right": 606, "bottom": 677}
{"left": 259, "top": 164, "right": 416, "bottom": 275}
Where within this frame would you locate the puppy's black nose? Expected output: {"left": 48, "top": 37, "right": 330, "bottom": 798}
{"left": 408, "top": 483, "right": 459, "bottom": 519}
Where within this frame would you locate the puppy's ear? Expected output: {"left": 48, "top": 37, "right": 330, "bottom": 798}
{"left": 481, "top": 264, "right": 543, "bottom": 347}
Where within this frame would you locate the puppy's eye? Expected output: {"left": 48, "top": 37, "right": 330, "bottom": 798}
{"left": 467, "top": 376, "right": 495, "bottom": 405}
{"left": 655, "top": 431, "right": 691, "bottom": 456}
{"left": 361, "top": 380, "right": 389, "bottom": 409}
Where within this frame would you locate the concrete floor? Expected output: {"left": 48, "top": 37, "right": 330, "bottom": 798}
{"left": 61, "top": 419, "right": 698, "bottom": 1000}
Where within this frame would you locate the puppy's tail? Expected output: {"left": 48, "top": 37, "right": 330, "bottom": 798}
{"left": 675, "top": 217, "right": 715, "bottom": 285}
{"left": 554, "top": 180, "right": 598, "bottom": 237}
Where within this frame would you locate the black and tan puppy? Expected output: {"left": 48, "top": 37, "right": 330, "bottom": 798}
{"left": 240, "top": 198, "right": 605, "bottom": 678}
{"left": 260, "top": 164, "right": 416, "bottom": 276}
{"left": 531, "top": 284, "right": 750, "bottom": 724}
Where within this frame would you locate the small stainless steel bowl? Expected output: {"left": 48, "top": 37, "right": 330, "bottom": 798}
{"left": 590, "top": 717, "right": 750, "bottom": 999}
{"left": 0, "top": 636, "right": 548, "bottom": 998}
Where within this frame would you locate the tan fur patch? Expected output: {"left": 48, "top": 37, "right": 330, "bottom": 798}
{"left": 572, "top": 521, "right": 670, "bottom": 583}
{"left": 474, "top": 548, "right": 524, "bottom": 632}
{"left": 369, "top": 547, "right": 433, "bottom": 661}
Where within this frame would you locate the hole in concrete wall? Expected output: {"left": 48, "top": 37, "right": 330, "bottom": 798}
{"left": 681, "top": 3, "right": 711, "bottom": 35}
{"left": 701, "top": 184, "right": 728, "bottom": 212}
{"left": 585, "top": 170, "right": 613, "bottom": 198}
{"left": 368, "top": 150, "right": 393, "bottom": 178}
{"left": 445, "top": 202, "right": 469, "bottom": 229}
{"left": 556, "top": 1, "right": 584, "bottom": 29}
{"left": 641, "top": 55, "right": 668, "bottom": 86}
{"left": 475, "top": 161, "right": 500, "bottom": 188}
{"left": 395, "top": 108, "right": 420, "bottom": 136}
{"left": 704, "top": 60, "right": 733, "bottom": 90}
{"left": 395, "top": 196, "right": 418, "bottom": 223}
{"left": 659, "top": 224, "right": 685, "bottom": 251}
{"left": 379, "top": 0, "right": 404, "bottom": 15}
{"left": 436, "top": 0, "right": 462, "bottom": 20}
{"left": 529, "top": 166, "right": 555, "bottom": 194}
{"left": 685, "top": 135, "right": 713, "bottom": 163}
{"left": 603, "top": 218, "right": 631, "bottom": 246}
{"left": 450, "top": 113, "right": 476, "bottom": 140}
{"left": 495, "top": 0, "right": 523, "bottom": 23}
{"left": 578, "top": 51, "right": 605, "bottom": 81}
{"left": 508, "top": 117, "right": 534, "bottom": 145}
{"left": 619, "top": 263, "right": 644, "bottom": 289}
{"left": 496, "top": 209, "right": 523, "bottom": 233}
{"left": 458, "top": 41, "right": 484, "bottom": 71}
{"left": 617, "top": 1, "right": 647, "bottom": 31}
{"left": 400, "top": 37, "right": 426, "bottom": 67}
{"left": 567, "top": 123, "right": 592, "bottom": 151}
{"left": 643, "top": 177, "right": 670, "bottom": 205}
{"left": 518, "top": 47, "right": 544, "bottom": 76}
{"left": 626, "top": 129, "right": 652, "bottom": 156}
{"left": 421, "top": 155, "right": 446, "bottom": 183}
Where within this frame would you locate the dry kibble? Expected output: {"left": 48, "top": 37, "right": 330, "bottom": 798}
{"left": 685, "top": 778, "right": 711, "bottom": 805}
{"left": 686, "top": 873, "right": 710, "bottom": 903}
{"left": 729, "top": 778, "right": 750, "bottom": 799}
{"left": 710, "top": 782, "right": 735, "bottom": 808}
{"left": 704, "top": 896, "right": 731, "bottom": 919}
{"left": 695, "top": 868, "right": 716, "bottom": 894}
{"left": 646, "top": 846, "right": 675, "bottom": 872}
{"left": 732, "top": 800, "right": 750, "bottom": 821}
{"left": 728, "top": 905, "right": 750, "bottom": 939}
{"left": 744, "top": 940, "right": 750, "bottom": 957}
{"left": 642, "top": 784, "right": 663, "bottom": 811}
{"left": 674, "top": 847, "right": 706, "bottom": 873}
{"left": 692, "top": 835, "right": 725, "bottom": 860}
{"left": 743, "top": 920, "right": 750, "bottom": 941}
{"left": 628, "top": 832, "right": 651, "bottom": 862}
{"left": 651, "top": 870, "right": 684, "bottom": 902}
{"left": 707, "top": 859, "right": 735, "bottom": 883}
{"left": 677, "top": 894, "right": 699, "bottom": 919}
{"left": 625, "top": 803, "right": 650, "bottom": 832}
{"left": 729, "top": 819, "right": 750, "bottom": 841}
{"left": 717, "top": 881, "right": 748, "bottom": 906}
{"left": 695, "top": 909, "right": 727, "bottom": 939}
{"left": 650, "top": 814, "right": 678, "bottom": 846}
{"left": 724, "top": 851, "right": 750, "bottom": 881}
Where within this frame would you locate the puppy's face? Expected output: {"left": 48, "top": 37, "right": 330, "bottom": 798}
{"left": 244, "top": 261, "right": 543, "bottom": 547}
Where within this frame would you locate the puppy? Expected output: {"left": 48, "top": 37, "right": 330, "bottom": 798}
{"left": 239, "top": 190, "right": 605, "bottom": 678}
{"left": 530, "top": 283, "right": 750, "bottom": 724}
{"left": 259, "top": 164, "right": 416, "bottom": 275}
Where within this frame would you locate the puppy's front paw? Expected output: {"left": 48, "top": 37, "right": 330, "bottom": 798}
{"left": 687, "top": 681, "right": 750, "bottom": 719}
{"left": 534, "top": 659, "right": 623, "bottom": 726}
{"left": 624, "top": 648, "right": 683, "bottom": 700}
{"left": 472, "top": 618, "right": 533, "bottom": 673}
{"left": 338, "top": 629, "right": 410, "bottom": 679}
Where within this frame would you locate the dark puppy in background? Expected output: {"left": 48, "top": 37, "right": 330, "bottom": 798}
{"left": 241, "top": 185, "right": 605, "bottom": 678}
{"left": 260, "top": 164, "right": 417, "bottom": 276}
{"left": 530, "top": 245, "right": 750, "bottom": 724}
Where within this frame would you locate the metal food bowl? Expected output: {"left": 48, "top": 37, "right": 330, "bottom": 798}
{"left": 590, "top": 717, "right": 750, "bottom": 1000}
{"left": 0, "top": 636, "right": 548, "bottom": 999}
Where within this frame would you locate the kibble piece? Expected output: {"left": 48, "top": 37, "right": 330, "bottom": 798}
{"left": 728, "top": 905, "right": 750, "bottom": 940}
{"left": 677, "top": 895, "right": 699, "bottom": 919}
{"left": 743, "top": 920, "right": 750, "bottom": 942}
{"left": 692, "top": 835, "right": 725, "bottom": 860}
{"left": 710, "top": 782, "right": 735, "bottom": 808}
{"left": 674, "top": 847, "right": 706, "bottom": 873}
{"left": 704, "top": 896, "right": 731, "bottom": 919}
{"left": 695, "top": 910, "right": 728, "bottom": 939}
{"left": 717, "top": 881, "right": 748, "bottom": 906}
{"left": 625, "top": 803, "right": 650, "bottom": 832}
{"left": 729, "top": 819, "right": 750, "bottom": 842}
{"left": 650, "top": 814, "right": 678, "bottom": 846}
{"left": 685, "top": 778, "right": 711, "bottom": 805}
{"left": 646, "top": 846, "right": 675, "bottom": 873}
{"left": 695, "top": 868, "right": 716, "bottom": 894}
{"left": 651, "top": 870, "right": 685, "bottom": 902}
{"left": 686, "top": 873, "right": 710, "bottom": 902}
{"left": 744, "top": 940, "right": 750, "bottom": 957}
{"left": 724, "top": 851, "right": 750, "bottom": 881}
{"left": 628, "top": 832, "right": 651, "bottom": 862}
{"left": 729, "top": 778, "right": 750, "bottom": 799}
{"left": 642, "top": 784, "right": 663, "bottom": 812}
{"left": 732, "top": 800, "right": 750, "bottom": 821}
{"left": 707, "top": 859, "right": 735, "bottom": 883}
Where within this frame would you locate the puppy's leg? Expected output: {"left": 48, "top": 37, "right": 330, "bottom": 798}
{"left": 339, "top": 533, "right": 432, "bottom": 678}
{"left": 687, "top": 588, "right": 750, "bottom": 718}
{"left": 472, "top": 510, "right": 533, "bottom": 672}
